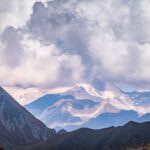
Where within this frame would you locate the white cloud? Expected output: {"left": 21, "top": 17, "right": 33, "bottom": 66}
{"left": 76, "top": 0, "right": 150, "bottom": 87}
{"left": 0, "top": 33, "right": 84, "bottom": 88}
{"left": 0, "top": 0, "right": 49, "bottom": 33}
{"left": 0, "top": 0, "right": 150, "bottom": 91}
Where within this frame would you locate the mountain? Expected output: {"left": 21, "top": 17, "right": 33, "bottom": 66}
{"left": 83, "top": 110, "right": 138, "bottom": 129}
{"left": 25, "top": 85, "right": 100, "bottom": 117}
{"left": 25, "top": 94, "right": 74, "bottom": 116}
{"left": 83, "top": 110, "right": 150, "bottom": 129}
{"left": 0, "top": 86, "right": 55, "bottom": 150}
{"left": 124, "top": 91, "right": 150, "bottom": 106}
{"left": 39, "top": 98, "right": 98, "bottom": 130}
{"left": 18, "top": 121, "right": 150, "bottom": 150}
{"left": 25, "top": 86, "right": 102, "bottom": 130}
{"left": 25, "top": 84, "right": 150, "bottom": 131}
{"left": 63, "top": 86, "right": 100, "bottom": 101}
{"left": 0, "top": 120, "right": 16, "bottom": 149}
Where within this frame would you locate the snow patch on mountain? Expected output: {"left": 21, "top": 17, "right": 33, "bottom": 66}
{"left": 25, "top": 83, "right": 150, "bottom": 130}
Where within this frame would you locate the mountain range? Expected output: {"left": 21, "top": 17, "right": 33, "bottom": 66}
{"left": 25, "top": 84, "right": 150, "bottom": 131}
{"left": 0, "top": 85, "right": 150, "bottom": 150}
{"left": 0, "top": 86, "right": 55, "bottom": 150}
{"left": 17, "top": 121, "right": 150, "bottom": 150}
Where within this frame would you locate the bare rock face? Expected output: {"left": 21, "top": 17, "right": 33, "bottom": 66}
{"left": 0, "top": 86, "right": 55, "bottom": 150}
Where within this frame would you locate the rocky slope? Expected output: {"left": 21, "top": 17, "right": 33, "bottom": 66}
{"left": 0, "top": 86, "right": 55, "bottom": 150}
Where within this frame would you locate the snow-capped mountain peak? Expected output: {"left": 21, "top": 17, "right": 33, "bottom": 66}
{"left": 25, "top": 83, "right": 150, "bottom": 131}
{"left": 63, "top": 84, "right": 101, "bottom": 102}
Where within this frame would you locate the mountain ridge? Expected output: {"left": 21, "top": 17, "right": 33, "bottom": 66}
{"left": 0, "top": 86, "right": 56, "bottom": 150}
{"left": 25, "top": 84, "right": 150, "bottom": 130}
{"left": 17, "top": 121, "right": 150, "bottom": 150}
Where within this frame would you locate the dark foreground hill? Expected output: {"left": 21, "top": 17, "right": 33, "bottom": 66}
{"left": 0, "top": 86, "right": 55, "bottom": 150}
{"left": 17, "top": 121, "right": 150, "bottom": 150}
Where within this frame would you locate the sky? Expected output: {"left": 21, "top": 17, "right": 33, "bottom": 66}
{"left": 0, "top": 0, "right": 150, "bottom": 104}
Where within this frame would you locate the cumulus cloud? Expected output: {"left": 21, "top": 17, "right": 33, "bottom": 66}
{"left": 1, "top": 26, "right": 23, "bottom": 67}
{"left": 0, "top": 0, "right": 150, "bottom": 90}
{"left": 86, "top": 0, "right": 150, "bottom": 86}
{"left": 0, "top": 0, "right": 50, "bottom": 33}
{"left": 0, "top": 32, "right": 84, "bottom": 87}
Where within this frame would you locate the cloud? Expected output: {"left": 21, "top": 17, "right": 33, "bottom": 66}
{"left": 0, "top": 32, "right": 84, "bottom": 88}
{"left": 0, "top": 0, "right": 150, "bottom": 90}
{"left": 1, "top": 26, "right": 23, "bottom": 67}
{"left": 0, "top": 0, "right": 48, "bottom": 33}
{"left": 86, "top": 0, "right": 150, "bottom": 86}
{"left": 27, "top": 1, "right": 90, "bottom": 58}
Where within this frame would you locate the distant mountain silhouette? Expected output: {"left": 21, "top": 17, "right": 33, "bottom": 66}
{"left": 83, "top": 110, "right": 150, "bottom": 129}
{"left": 17, "top": 121, "right": 150, "bottom": 150}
